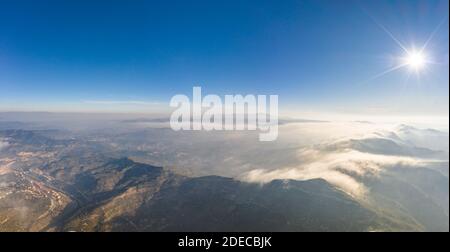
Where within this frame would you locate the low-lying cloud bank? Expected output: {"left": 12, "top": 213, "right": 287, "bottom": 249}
{"left": 240, "top": 124, "right": 449, "bottom": 198}
{"left": 239, "top": 123, "right": 449, "bottom": 231}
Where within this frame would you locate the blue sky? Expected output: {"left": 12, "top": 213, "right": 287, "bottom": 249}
{"left": 0, "top": 0, "right": 448, "bottom": 117}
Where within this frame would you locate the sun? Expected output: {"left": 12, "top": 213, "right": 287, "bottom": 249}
{"left": 404, "top": 51, "right": 426, "bottom": 70}
{"left": 366, "top": 15, "right": 447, "bottom": 82}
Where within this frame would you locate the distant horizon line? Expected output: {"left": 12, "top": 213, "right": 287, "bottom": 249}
{"left": 0, "top": 109, "right": 448, "bottom": 125}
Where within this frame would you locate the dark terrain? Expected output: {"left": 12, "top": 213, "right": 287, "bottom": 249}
{"left": 0, "top": 128, "right": 448, "bottom": 231}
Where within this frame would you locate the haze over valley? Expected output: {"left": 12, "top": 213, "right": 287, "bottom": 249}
{"left": 0, "top": 113, "right": 447, "bottom": 231}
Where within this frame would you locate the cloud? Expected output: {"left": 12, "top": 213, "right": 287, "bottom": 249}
{"left": 243, "top": 166, "right": 368, "bottom": 197}
{"left": 239, "top": 124, "right": 447, "bottom": 198}
{"left": 240, "top": 148, "right": 424, "bottom": 198}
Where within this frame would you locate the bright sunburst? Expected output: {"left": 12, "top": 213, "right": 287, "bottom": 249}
{"left": 366, "top": 16, "right": 447, "bottom": 82}
{"left": 404, "top": 51, "right": 427, "bottom": 71}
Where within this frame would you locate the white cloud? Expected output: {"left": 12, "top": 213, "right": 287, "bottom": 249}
{"left": 239, "top": 124, "right": 447, "bottom": 199}
{"left": 240, "top": 148, "right": 425, "bottom": 198}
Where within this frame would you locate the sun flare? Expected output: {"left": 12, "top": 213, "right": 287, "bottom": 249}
{"left": 404, "top": 51, "right": 427, "bottom": 70}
